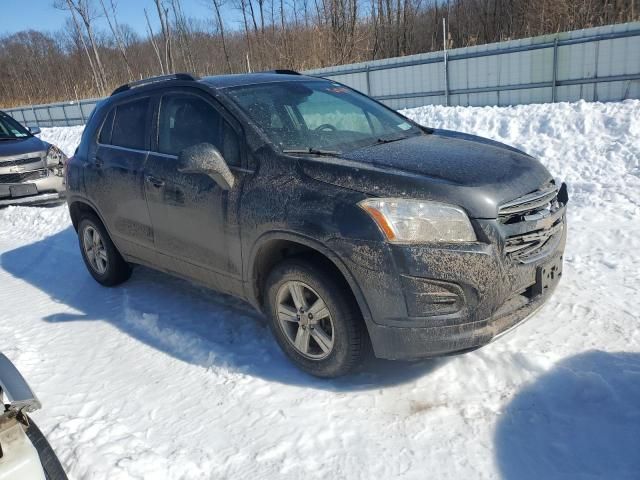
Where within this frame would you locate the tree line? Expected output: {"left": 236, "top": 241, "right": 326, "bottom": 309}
{"left": 0, "top": 0, "right": 636, "bottom": 108}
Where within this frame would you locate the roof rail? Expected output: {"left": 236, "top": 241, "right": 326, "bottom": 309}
{"left": 111, "top": 73, "right": 199, "bottom": 96}
{"left": 264, "top": 69, "right": 301, "bottom": 75}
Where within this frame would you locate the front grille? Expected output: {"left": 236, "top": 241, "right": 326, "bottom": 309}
{"left": 504, "top": 218, "right": 564, "bottom": 260}
{"left": 499, "top": 183, "right": 564, "bottom": 262}
{"left": 0, "top": 156, "right": 43, "bottom": 167}
{"left": 0, "top": 169, "right": 47, "bottom": 184}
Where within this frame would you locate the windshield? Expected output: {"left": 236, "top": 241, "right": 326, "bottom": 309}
{"left": 0, "top": 112, "right": 31, "bottom": 140}
{"left": 226, "top": 80, "right": 422, "bottom": 153}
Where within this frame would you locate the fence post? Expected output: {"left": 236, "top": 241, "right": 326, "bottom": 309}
{"left": 443, "top": 18, "right": 449, "bottom": 106}
{"left": 62, "top": 104, "right": 70, "bottom": 126}
{"left": 78, "top": 101, "right": 86, "bottom": 124}
{"left": 551, "top": 36, "right": 559, "bottom": 103}
{"left": 31, "top": 105, "right": 38, "bottom": 127}
{"left": 365, "top": 64, "right": 371, "bottom": 96}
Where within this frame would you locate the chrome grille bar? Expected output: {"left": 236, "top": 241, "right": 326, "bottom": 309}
{"left": 498, "top": 187, "right": 557, "bottom": 215}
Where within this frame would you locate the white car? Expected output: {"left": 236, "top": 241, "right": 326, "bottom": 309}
{"left": 0, "top": 354, "right": 67, "bottom": 480}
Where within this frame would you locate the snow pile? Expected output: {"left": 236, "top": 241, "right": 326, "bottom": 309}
{"left": 402, "top": 99, "right": 640, "bottom": 216}
{"left": 1, "top": 101, "right": 639, "bottom": 479}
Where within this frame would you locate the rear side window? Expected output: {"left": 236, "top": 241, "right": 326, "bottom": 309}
{"left": 158, "top": 94, "right": 240, "bottom": 165}
{"left": 109, "top": 98, "right": 149, "bottom": 150}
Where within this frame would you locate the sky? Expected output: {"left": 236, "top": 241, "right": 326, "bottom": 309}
{"left": 0, "top": 0, "right": 227, "bottom": 36}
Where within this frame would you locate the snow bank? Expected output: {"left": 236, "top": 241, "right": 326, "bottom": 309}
{"left": 402, "top": 100, "right": 640, "bottom": 216}
{"left": 38, "top": 125, "right": 84, "bottom": 158}
{"left": 1, "top": 101, "right": 638, "bottom": 479}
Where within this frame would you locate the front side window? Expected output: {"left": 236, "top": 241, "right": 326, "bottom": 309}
{"left": 110, "top": 98, "right": 150, "bottom": 150}
{"left": 158, "top": 94, "right": 239, "bottom": 165}
{"left": 226, "top": 80, "right": 421, "bottom": 153}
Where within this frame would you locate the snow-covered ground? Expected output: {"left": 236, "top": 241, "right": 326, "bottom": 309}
{"left": 1, "top": 100, "right": 639, "bottom": 479}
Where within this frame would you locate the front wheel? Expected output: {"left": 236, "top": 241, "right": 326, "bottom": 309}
{"left": 265, "top": 259, "right": 367, "bottom": 377}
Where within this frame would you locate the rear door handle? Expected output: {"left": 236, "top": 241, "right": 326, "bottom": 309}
{"left": 145, "top": 174, "right": 165, "bottom": 188}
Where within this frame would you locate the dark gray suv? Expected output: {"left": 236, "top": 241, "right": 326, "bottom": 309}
{"left": 66, "top": 72, "right": 567, "bottom": 377}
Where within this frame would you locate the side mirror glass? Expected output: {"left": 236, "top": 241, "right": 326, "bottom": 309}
{"left": 177, "top": 143, "right": 235, "bottom": 190}
{"left": 28, "top": 126, "right": 41, "bottom": 135}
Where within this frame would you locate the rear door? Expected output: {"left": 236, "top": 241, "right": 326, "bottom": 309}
{"left": 143, "top": 89, "right": 245, "bottom": 295}
{"left": 88, "top": 96, "right": 155, "bottom": 260}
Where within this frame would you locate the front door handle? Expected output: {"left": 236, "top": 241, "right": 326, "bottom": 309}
{"left": 145, "top": 174, "right": 165, "bottom": 188}
{"left": 94, "top": 157, "right": 104, "bottom": 168}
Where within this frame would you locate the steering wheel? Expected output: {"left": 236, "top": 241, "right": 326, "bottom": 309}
{"left": 314, "top": 124, "right": 337, "bottom": 132}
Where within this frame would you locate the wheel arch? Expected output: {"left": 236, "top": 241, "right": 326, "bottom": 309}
{"left": 67, "top": 197, "right": 107, "bottom": 233}
{"left": 247, "top": 232, "right": 373, "bottom": 326}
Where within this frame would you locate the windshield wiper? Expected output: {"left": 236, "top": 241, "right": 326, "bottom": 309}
{"left": 283, "top": 148, "right": 339, "bottom": 156}
{"left": 374, "top": 134, "right": 410, "bottom": 145}
{"left": 0, "top": 137, "right": 21, "bottom": 141}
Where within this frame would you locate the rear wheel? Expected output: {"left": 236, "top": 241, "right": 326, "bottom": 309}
{"left": 78, "top": 214, "right": 131, "bottom": 286}
{"left": 265, "top": 259, "right": 367, "bottom": 377}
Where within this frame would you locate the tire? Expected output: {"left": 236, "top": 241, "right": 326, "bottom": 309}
{"left": 77, "top": 213, "right": 132, "bottom": 286}
{"left": 24, "top": 415, "right": 69, "bottom": 480}
{"left": 265, "top": 258, "right": 367, "bottom": 378}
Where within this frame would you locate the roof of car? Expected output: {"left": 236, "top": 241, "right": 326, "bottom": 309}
{"left": 107, "top": 72, "right": 326, "bottom": 100}
{"left": 200, "top": 72, "right": 321, "bottom": 89}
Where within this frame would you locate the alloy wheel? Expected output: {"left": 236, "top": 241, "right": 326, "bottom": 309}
{"left": 83, "top": 225, "right": 108, "bottom": 275}
{"left": 276, "top": 280, "right": 335, "bottom": 360}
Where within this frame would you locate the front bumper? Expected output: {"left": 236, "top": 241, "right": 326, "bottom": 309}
{"left": 331, "top": 208, "right": 567, "bottom": 360}
{"left": 0, "top": 173, "right": 65, "bottom": 207}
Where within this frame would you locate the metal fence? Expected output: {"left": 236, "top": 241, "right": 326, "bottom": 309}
{"left": 4, "top": 97, "right": 101, "bottom": 128}
{"left": 3, "top": 21, "right": 639, "bottom": 126}
{"left": 308, "top": 21, "right": 640, "bottom": 110}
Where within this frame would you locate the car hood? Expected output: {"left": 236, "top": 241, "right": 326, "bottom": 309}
{"left": 299, "top": 129, "right": 553, "bottom": 218}
{"left": 0, "top": 136, "right": 48, "bottom": 160}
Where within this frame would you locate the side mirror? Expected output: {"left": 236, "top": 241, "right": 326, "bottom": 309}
{"left": 177, "top": 143, "right": 235, "bottom": 190}
{"left": 28, "top": 126, "right": 41, "bottom": 135}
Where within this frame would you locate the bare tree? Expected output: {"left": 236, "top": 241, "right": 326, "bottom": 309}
{"left": 144, "top": 8, "right": 166, "bottom": 74}
{"left": 99, "top": 0, "right": 133, "bottom": 79}
{"left": 54, "top": 0, "right": 107, "bottom": 94}
{"left": 211, "top": 0, "right": 233, "bottom": 73}
{"left": 154, "top": 0, "right": 175, "bottom": 72}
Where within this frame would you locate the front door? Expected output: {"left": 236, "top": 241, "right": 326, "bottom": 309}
{"left": 143, "top": 90, "right": 244, "bottom": 294}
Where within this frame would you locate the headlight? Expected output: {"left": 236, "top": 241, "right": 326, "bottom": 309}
{"left": 359, "top": 198, "right": 477, "bottom": 243}
{"left": 46, "top": 145, "right": 67, "bottom": 167}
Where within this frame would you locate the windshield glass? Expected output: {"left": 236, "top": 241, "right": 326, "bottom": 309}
{"left": 0, "top": 112, "right": 31, "bottom": 140}
{"left": 226, "top": 80, "right": 421, "bottom": 153}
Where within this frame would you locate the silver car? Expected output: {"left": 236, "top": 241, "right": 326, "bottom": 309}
{"left": 0, "top": 110, "right": 66, "bottom": 207}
